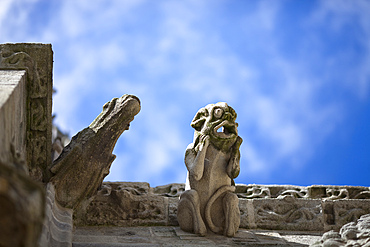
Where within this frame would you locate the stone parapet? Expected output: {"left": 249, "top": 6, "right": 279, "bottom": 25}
{"left": 74, "top": 182, "right": 370, "bottom": 233}
{"left": 74, "top": 182, "right": 169, "bottom": 226}
{"left": 235, "top": 184, "right": 370, "bottom": 200}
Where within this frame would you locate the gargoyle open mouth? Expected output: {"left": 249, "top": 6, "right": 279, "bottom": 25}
{"left": 213, "top": 120, "right": 237, "bottom": 138}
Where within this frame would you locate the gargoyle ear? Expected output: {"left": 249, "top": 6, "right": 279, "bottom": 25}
{"left": 191, "top": 108, "right": 208, "bottom": 131}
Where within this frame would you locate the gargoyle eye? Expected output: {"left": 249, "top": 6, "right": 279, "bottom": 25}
{"left": 213, "top": 108, "right": 223, "bottom": 118}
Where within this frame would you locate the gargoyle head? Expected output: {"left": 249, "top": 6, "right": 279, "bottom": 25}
{"left": 89, "top": 94, "right": 141, "bottom": 134}
{"left": 191, "top": 102, "right": 239, "bottom": 152}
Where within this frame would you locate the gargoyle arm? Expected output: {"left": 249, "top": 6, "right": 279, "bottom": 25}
{"left": 227, "top": 136, "right": 242, "bottom": 179}
{"left": 185, "top": 136, "right": 210, "bottom": 181}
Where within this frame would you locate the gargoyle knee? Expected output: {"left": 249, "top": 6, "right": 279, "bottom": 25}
{"left": 178, "top": 190, "right": 206, "bottom": 236}
{"left": 223, "top": 192, "right": 240, "bottom": 237}
{"left": 223, "top": 192, "right": 239, "bottom": 206}
{"left": 179, "top": 189, "right": 199, "bottom": 204}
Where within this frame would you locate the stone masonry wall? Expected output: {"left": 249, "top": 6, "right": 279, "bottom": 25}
{"left": 0, "top": 44, "right": 54, "bottom": 247}
{"left": 74, "top": 182, "right": 370, "bottom": 232}
{"left": 0, "top": 43, "right": 53, "bottom": 182}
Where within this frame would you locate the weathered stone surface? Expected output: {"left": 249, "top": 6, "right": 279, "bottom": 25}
{"left": 76, "top": 182, "right": 370, "bottom": 233}
{"left": 153, "top": 183, "right": 185, "bottom": 197}
{"left": 50, "top": 95, "right": 141, "bottom": 209}
{"left": 0, "top": 43, "right": 53, "bottom": 182}
{"left": 51, "top": 124, "right": 70, "bottom": 162}
{"left": 73, "top": 226, "right": 322, "bottom": 246}
{"left": 0, "top": 70, "right": 27, "bottom": 173}
{"left": 178, "top": 102, "right": 242, "bottom": 237}
{"left": 38, "top": 183, "right": 73, "bottom": 247}
{"left": 168, "top": 197, "right": 180, "bottom": 226}
{"left": 236, "top": 184, "right": 370, "bottom": 200}
{"left": 0, "top": 160, "right": 45, "bottom": 247}
{"left": 253, "top": 197, "right": 323, "bottom": 231}
{"left": 311, "top": 213, "right": 370, "bottom": 247}
{"left": 0, "top": 66, "right": 47, "bottom": 247}
{"left": 327, "top": 199, "right": 370, "bottom": 231}
{"left": 239, "top": 198, "right": 256, "bottom": 229}
{"left": 308, "top": 185, "right": 370, "bottom": 200}
{"left": 74, "top": 182, "right": 168, "bottom": 226}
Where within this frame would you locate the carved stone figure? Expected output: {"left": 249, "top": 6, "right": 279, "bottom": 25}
{"left": 50, "top": 94, "right": 140, "bottom": 209}
{"left": 177, "top": 102, "right": 242, "bottom": 237}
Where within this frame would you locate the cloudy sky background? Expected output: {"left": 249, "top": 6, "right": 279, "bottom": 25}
{"left": 1, "top": 0, "right": 369, "bottom": 187}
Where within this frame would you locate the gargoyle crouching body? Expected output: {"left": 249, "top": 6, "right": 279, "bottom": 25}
{"left": 177, "top": 102, "right": 242, "bottom": 237}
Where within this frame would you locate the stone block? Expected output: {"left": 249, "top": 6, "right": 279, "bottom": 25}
{"left": 309, "top": 185, "right": 370, "bottom": 200}
{"left": 74, "top": 182, "right": 168, "bottom": 227}
{"left": 153, "top": 183, "right": 185, "bottom": 197}
{"left": 0, "top": 70, "right": 27, "bottom": 172}
{"left": 168, "top": 197, "right": 180, "bottom": 226}
{"left": 322, "top": 199, "right": 370, "bottom": 231}
{"left": 237, "top": 184, "right": 309, "bottom": 199}
{"left": 251, "top": 197, "right": 323, "bottom": 231}
{"left": 0, "top": 43, "right": 53, "bottom": 182}
{"left": 239, "top": 199, "right": 256, "bottom": 229}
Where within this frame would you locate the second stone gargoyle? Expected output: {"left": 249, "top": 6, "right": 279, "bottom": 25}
{"left": 177, "top": 102, "right": 242, "bottom": 237}
{"left": 49, "top": 94, "right": 141, "bottom": 209}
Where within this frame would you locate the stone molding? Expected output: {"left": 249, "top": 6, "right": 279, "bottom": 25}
{"left": 74, "top": 182, "right": 370, "bottom": 233}
{"left": 235, "top": 184, "right": 370, "bottom": 200}
{"left": 38, "top": 183, "right": 73, "bottom": 247}
{"left": 0, "top": 43, "right": 53, "bottom": 182}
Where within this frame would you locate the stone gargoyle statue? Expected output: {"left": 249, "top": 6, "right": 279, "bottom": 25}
{"left": 49, "top": 94, "right": 140, "bottom": 209}
{"left": 177, "top": 102, "right": 242, "bottom": 237}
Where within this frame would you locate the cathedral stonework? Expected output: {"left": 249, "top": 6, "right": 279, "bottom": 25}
{"left": 0, "top": 43, "right": 369, "bottom": 246}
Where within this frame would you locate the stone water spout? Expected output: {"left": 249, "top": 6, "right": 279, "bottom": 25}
{"left": 50, "top": 94, "right": 141, "bottom": 209}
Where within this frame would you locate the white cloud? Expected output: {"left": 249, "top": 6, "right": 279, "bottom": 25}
{"left": 309, "top": 0, "right": 370, "bottom": 99}
{"left": 2, "top": 0, "right": 369, "bottom": 186}
{"left": 0, "top": 0, "right": 13, "bottom": 27}
{"left": 52, "top": 2, "right": 344, "bottom": 183}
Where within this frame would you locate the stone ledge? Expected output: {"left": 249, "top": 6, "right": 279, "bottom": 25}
{"left": 73, "top": 182, "right": 370, "bottom": 233}
{"left": 73, "top": 226, "right": 323, "bottom": 246}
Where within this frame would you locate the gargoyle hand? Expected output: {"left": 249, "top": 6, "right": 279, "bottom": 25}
{"left": 227, "top": 136, "right": 242, "bottom": 179}
{"left": 185, "top": 135, "right": 210, "bottom": 181}
{"left": 195, "top": 134, "right": 210, "bottom": 153}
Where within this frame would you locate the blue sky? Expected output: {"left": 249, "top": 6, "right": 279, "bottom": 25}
{"left": 1, "top": 0, "right": 369, "bottom": 187}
